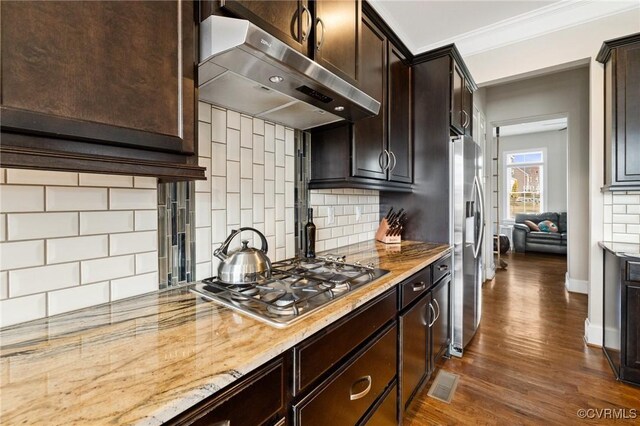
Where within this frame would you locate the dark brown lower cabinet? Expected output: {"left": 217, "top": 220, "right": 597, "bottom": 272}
{"left": 399, "top": 293, "right": 429, "bottom": 410}
{"left": 430, "top": 276, "right": 451, "bottom": 367}
{"left": 292, "top": 324, "right": 397, "bottom": 425}
{"left": 167, "top": 357, "right": 286, "bottom": 425}
{"left": 602, "top": 245, "right": 640, "bottom": 386}
{"left": 362, "top": 381, "right": 398, "bottom": 425}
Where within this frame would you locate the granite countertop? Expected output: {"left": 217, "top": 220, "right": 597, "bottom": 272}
{"left": 0, "top": 240, "right": 450, "bottom": 425}
{"left": 599, "top": 241, "right": 640, "bottom": 258}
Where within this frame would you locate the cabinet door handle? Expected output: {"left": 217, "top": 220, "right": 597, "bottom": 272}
{"left": 433, "top": 298, "right": 441, "bottom": 322}
{"left": 384, "top": 150, "right": 391, "bottom": 171}
{"left": 462, "top": 110, "right": 470, "bottom": 128}
{"left": 378, "top": 150, "right": 391, "bottom": 171}
{"left": 301, "top": 5, "right": 312, "bottom": 42}
{"left": 349, "top": 375, "right": 372, "bottom": 400}
{"left": 274, "top": 418, "right": 286, "bottom": 426}
{"left": 438, "top": 264, "right": 449, "bottom": 271}
{"left": 428, "top": 302, "right": 436, "bottom": 327}
{"left": 212, "top": 421, "right": 230, "bottom": 426}
{"left": 389, "top": 150, "right": 397, "bottom": 172}
{"left": 316, "top": 18, "right": 325, "bottom": 51}
{"left": 412, "top": 281, "right": 426, "bottom": 292}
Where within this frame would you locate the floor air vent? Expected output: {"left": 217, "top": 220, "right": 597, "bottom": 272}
{"left": 427, "top": 370, "right": 460, "bottom": 403}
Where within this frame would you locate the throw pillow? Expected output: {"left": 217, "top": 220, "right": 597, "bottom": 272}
{"left": 538, "top": 220, "right": 559, "bottom": 233}
{"left": 524, "top": 220, "right": 539, "bottom": 231}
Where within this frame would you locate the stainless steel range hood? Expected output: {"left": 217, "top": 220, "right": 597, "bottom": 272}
{"left": 198, "top": 15, "right": 380, "bottom": 130}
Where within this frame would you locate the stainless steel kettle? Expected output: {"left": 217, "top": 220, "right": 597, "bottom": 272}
{"left": 213, "top": 227, "right": 272, "bottom": 284}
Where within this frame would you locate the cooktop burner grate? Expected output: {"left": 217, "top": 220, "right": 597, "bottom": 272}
{"left": 190, "top": 256, "right": 388, "bottom": 327}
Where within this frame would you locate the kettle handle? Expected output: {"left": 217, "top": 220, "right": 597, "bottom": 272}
{"left": 214, "top": 227, "right": 269, "bottom": 259}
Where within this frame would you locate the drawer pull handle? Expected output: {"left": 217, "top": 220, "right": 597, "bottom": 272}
{"left": 438, "top": 264, "right": 449, "bottom": 271}
{"left": 412, "top": 281, "right": 426, "bottom": 292}
{"left": 350, "top": 375, "right": 372, "bottom": 401}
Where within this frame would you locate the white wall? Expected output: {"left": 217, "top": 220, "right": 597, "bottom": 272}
{"left": 463, "top": 8, "right": 640, "bottom": 345}
{"left": 498, "top": 130, "right": 568, "bottom": 217}
{"left": 0, "top": 172, "right": 159, "bottom": 327}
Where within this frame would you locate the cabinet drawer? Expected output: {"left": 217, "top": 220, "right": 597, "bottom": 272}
{"left": 627, "top": 261, "right": 640, "bottom": 282}
{"left": 293, "top": 324, "right": 397, "bottom": 426}
{"left": 399, "top": 267, "right": 431, "bottom": 310}
{"left": 294, "top": 289, "right": 396, "bottom": 394}
{"left": 433, "top": 252, "right": 452, "bottom": 284}
{"left": 169, "top": 359, "right": 285, "bottom": 426}
{"left": 362, "top": 381, "right": 397, "bottom": 425}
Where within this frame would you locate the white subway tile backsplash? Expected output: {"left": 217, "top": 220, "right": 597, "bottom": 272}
{"left": 285, "top": 128, "right": 295, "bottom": 156}
{"left": 265, "top": 181, "right": 275, "bottom": 208}
{"left": 227, "top": 194, "right": 241, "bottom": 225}
{"left": 136, "top": 251, "right": 158, "bottom": 274}
{"left": 48, "top": 281, "right": 110, "bottom": 316}
{"left": 110, "top": 231, "right": 157, "bottom": 256}
{"left": 198, "top": 121, "right": 212, "bottom": 158}
{"left": 0, "top": 294, "right": 46, "bottom": 328}
{"left": 212, "top": 177, "right": 226, "bottom": 208}
{"left": 212, "top": 210, "right": 227, "bottom": 244}
{"left": 286, "top": 208, "right": 295, "bottom": 234}
{"left": 253, "top": 195, "right": 265, "bottom": 223}
{"left": 253, "top": 135, "right": 265, "bottom": 164}
{"left": 8, "top": 212, "right": 78, "bottom": 240}
{"left": 135, "top": 210, "right": 158, "bottom": 231}
{"left": 196, "top": 193, "right": 212, "bottom": 228}
{"left": 276, "top": 195, "right": 285, "bottom": 221}
{"left": 265, "top": 123, "right": 275, "bottom": 152}
{"left": 241, "top": 149, "right": 253, "bottom": 178}
{"left": 211, "top": 143, "right": 227, "bottom": 176}
{"left": 134, "top": 177, "right": 158, "bottom": 189}
{"left": 241, "top": 179, "right": 253, "bottom": 208}
{"left": 110, "top": 189, "right": 156, "bottom": 210}
{"left": 275, "top": 168, "right": 285, "bottom": 193}
{"left": 276, "top": 221, "right": 285, "bottom": 248}
{"left": 7, "top": 169, "right": 77, "bottom": 186}
{"left": 0, "top": 272, "right": 7, "bottom": 299}
{"left": 241, "top": 209, "right": 253, "bottom": 228}
{"left": 79, "top": 174, "right": 133, "bottom": 188}
{"left": 227, "top": 161, "right": 240, "bottom": 193}
{"left": 195, "top": 262, "right": 212, "bottom": 281}
{"left": 253, "top": 165, "right": 265, "bottom": 193}
{"left": 198, "top": 101, "right": 212, "bottom": 122}
{"left": 80, "top": 211, "right": 134, "bottom": 235}
{"left": 265, "top": 209, "right": 275, "bottom": 236}
{"left": 47, "top": 235, "right": 108, "bottom": 264}
{"left": 195, "top": 227, "right": 212, "bottom": 263}
{"left": 275, "top": 138, "right": 285, "bottom": 167}
{"left": 0, "top": 185, "right": 44, "bottom": 213}
{"left": 0, "top": 240, "right": 45, "bottom": 270}
{"left": 265, "top": 152, "right": 275, "bottom": 180}
{"left": 10, "top": 262, "right": 80, "bottom": 297}
{"left": 81, "top": 255, "right": 135, "bottom": 284}
{"left": 111, "top": 272, "right": 158, "bottom": 301}
{"left": 0, "top": 214, "right": 5, "bottom": 242}
{"left": 612, "top": 214, "right": 640, "bottom": 224}
{"left": 240, "top": 115, "right": 253, "bottom": 148}
{"left": 275, "top": 124, "right": 285, "bottom": 140}
{"left": 227, "top": 129, "right": 241, "bottom": 161}
{"left": 227, "top": 110, "right": 241, "bottom": 129}
{"left": 612, "top": 194, "right": 640, "bottom": 204}
{"left": 212, "top": 107, "right": 227, "bottom": 142}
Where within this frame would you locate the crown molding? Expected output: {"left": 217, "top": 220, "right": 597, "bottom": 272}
{"left": 372, "top": 0, "right": 640, "bottom": 57}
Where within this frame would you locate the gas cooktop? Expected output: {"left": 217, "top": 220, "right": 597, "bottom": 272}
{"left": 190, "top": 256, "right": 389, "bottom": 327}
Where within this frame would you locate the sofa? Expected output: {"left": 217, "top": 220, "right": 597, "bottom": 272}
{"left": 512, "top": 212, "right": 567, "bottom": 255}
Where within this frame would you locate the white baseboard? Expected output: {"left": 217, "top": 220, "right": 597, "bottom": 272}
{"left": 565, "top": 272, "right": 588, "bottom": 294}
{"left": 584, "top": 318, "right": 603, "bottom": 347}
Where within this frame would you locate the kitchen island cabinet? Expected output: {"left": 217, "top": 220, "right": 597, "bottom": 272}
{"left": 0, "top": 241, "right": 450, "bottom": 425}
{"left": 0, "top": 0, "right": 204, "bottom": 180}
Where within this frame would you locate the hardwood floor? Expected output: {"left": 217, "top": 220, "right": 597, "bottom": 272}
{"left": 404, "top": 252, "right": 640, "bottom": 425}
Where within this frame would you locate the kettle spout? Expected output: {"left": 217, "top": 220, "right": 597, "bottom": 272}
{"left": 213, "top": 247, "right": 227, "bottom": 261}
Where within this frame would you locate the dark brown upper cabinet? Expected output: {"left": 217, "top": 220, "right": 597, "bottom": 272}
{"left": 219, "top": 0, "right": 310, "bottom": 55}
{"left": 353, "top": 15, "right": 387, "bottom": 181}
{"left": 450, "top": 59, "right": 474, "bottom": 137}
{"left": 309, "top": 9, "right": 412, "bottom": 192}
{"left": 214, "top": 0, "right": 360, "bottom": 85}
{"left": 312, "top": 0, "right": 360, "bottom": 84}
{"left": 388, "top": 46, "right": 412, "bottom": 184}
{"left": 597, "top": 33, "right": 640, "bottom": 191}
{"left": 0, "top": 0, "right": 204, "bottom": 180}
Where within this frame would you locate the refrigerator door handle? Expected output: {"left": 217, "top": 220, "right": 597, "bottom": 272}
{"left": 473, "top": 175, "right": 485, "bottom": 259}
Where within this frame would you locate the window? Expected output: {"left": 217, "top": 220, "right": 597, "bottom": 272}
{"left": 504, "top": 149, "right": 545, "bottom": 220}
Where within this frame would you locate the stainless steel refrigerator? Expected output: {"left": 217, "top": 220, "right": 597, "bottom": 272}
{"left": 451, "top": 135, "right": 485, "bottom": 356}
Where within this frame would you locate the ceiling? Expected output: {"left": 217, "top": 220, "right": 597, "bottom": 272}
{"left": 494, "top": 117, "right": 567, "bottom": 137}
{"left": 368, "top": 0, "right": 640, "bottom": 56}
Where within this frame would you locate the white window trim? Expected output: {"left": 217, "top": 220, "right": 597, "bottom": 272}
{"left": 502, "top": 148, "right": 547, "bottom": 221}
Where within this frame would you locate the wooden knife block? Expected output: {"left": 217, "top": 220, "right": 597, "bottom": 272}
{"left": 375, "top": 218, "right": 401, "bottom": 244}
